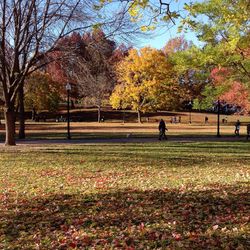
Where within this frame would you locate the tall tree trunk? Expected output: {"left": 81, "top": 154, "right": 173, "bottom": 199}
{"left": 4, "top": 108, "right": 16, "bottom": 146}
{"left": 31, "top": 107, "right": 37, "bottom": 121}
{"left": 18, "top": 85, "right": 25, "bottom": 139}
{"left": 137, "top": 109, "right": 142, "bottom": 123}
{"left": 97, "top": 106, "right": 101, "bottom": 123}
{"left": 122, "top": 111, "right": 125, "bottom": 124}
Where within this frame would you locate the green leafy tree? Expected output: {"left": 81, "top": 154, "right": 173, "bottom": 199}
{"left": 193, "top": 84, "right": 225, "bottom": 110}
{"left": 182, "top": 0, "right": 250, "bottom": 82}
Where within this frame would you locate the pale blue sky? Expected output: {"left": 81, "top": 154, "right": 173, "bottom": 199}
{"left": 136, "top": 26, "right": 201, "bottom": 49}
{"left": 134, "top": 0, "right": 204, "bottom": 49}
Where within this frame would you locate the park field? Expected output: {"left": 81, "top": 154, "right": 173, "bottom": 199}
{"left": 1, "top": 110, "right": 250, "bottom": 141}
{"left": 0, "top": 141, "right": 249, "bottom": 249}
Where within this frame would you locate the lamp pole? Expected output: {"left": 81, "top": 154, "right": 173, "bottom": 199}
{"left": 217, "top": 99, "right": 221, "bottom": 137}
{"left": 189, "top": 101, "right": 192, "bottom": 124}
{"left": 66, "top": 83, "right": 71, "bottom": 140}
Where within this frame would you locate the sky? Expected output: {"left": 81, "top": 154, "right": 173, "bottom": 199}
{"left": 136, "top": 25, "right": 201, "bottom": 49}
{"left": 133, "top": 0, "right": 204, "bottom": 49}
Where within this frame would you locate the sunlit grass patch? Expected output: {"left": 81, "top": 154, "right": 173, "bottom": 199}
{"left": 0, "top": 142, "right": 249, "bottom": 249}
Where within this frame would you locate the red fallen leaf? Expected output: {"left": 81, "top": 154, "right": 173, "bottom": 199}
{"left": 60, "top": 224, "right": 68, "bottom": 232}
{"left": 139, "top": 222, "right": 145, "bottom": 231}
{"left": 126, "top": 247, "right": 135, "bottom": 250}
{"left": 113, "top": 239, "right": 122, "bottom": 247}
{"left": 73, "top": 218, "right": 84, "bottom": 226}
{"left": 172, "top": 233, "right": 181, "bottom": 241}
{"left": 82, "top": 236, "right": 92, "bottom": 246}
{"left": 69, "top": 242, "right": 77, "bottom": 248}
{"left": 182, "top": 210, "right": 190, "bottom": 218}
{"left": 59, "top": 238, "right": 67, "bottom": 244}
{"left": 147, "top": 232, "right": 157, "bottom": 241}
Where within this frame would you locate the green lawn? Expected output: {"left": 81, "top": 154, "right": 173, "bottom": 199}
{"left": 0, "top": 142, "right": 249, "bottom": 249}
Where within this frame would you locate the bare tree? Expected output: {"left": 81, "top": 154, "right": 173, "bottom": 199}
{"left": 80, "top": 31, "right": 116, "bottom": 122}
{"left": 0, "top": 0, "right": 136, "bottom": 145}
{"left": 56, "top": 30, "right": 115, "bottom": 123}
{"left": 0, "top": 0, "right": 98, "bottom": 145}
{"left": 75, "top": 51, "right": 115, "bottom": 122}
{"left": 0, "top": 0, "right": 177, "bottom": 145}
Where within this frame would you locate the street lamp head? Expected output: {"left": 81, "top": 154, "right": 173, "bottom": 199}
{"left": 66, "top": 83, "right": 71, "bottom": 91}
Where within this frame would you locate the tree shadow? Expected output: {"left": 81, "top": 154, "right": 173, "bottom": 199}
{"left": 1, "top": 185, "right": 249, "bottom": 249}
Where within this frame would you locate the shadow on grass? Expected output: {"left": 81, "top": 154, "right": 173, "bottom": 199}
{"left": 1, "top": 185, "right": 249, "bottom": 249}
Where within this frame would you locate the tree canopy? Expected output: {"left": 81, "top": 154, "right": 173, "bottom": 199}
{"left": 110, "top": 47, "right": 184, "bottom": 122}
{"left": 25, "top": 71, "right": 61, "bottom": 113}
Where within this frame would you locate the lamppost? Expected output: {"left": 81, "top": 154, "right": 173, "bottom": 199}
{"left": 217, "top": 99, "right": 221, "bottom": 137}
{"left": 188, "top": 101, "right": 192, "bottom": 124}
{"left": 66, "top": 83, "right": 71, "bottom": 139}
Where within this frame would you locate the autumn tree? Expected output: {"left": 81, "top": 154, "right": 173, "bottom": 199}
{"left": 0, "top": 0, "right": 98, "bottom": 145}
{"left": 25, "top": 71, "right": 62, "bottom": 115}
{"left": 182, "top": 0, "right": 250, "bottom": 83}
{"left": 220, "top": 81, "right": 250, "bottom": 113}
{"left": 110, "top": 47, "right": 180, "bottom": 122}
{"left": 162, "top": 36, "right": 208, "bottom": 110}
{"left": 163, "top": 36, "right": 190, "bottom": 55}
{"left": 45, "top": 32, "right": 86, "bottom": 101}
{"left": 0, "top": 0, "right": 145, "bottom": 145}
{"left": 47, "top": 30, "right": 118, "bottom": 122}
{"left": 165, "top": 0, "right": 250, "bottom": 113}
{"left": 76, "top": 30, "right": 116, "bottom": 122}
{"left": 193, "top": 67, "right": 250, "bottom": 113}
{"left": 211, "top": 67, "right": 249, "bottom": 113}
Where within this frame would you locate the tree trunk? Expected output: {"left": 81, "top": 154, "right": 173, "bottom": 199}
{"left": 32, "top": 107, "right": 37, "bottom": 121}
{"left": 4, "top": 108, "right": 16, "bottom": 146}
{"left": 122, "top": 111, "right": 125, "bottom": 124}
{"left": 97, "top": 106, "right": 101, "bottom": 123}
{"left": 137, "top": 109, "right": 142, "bottom": 123}
{"left": 18, "top": 86, "right": 25, "bottom": 139}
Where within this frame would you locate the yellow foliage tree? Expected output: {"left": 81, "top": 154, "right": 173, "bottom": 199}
{"left": 110, "top": 47, "right": 181, "bottom": 123}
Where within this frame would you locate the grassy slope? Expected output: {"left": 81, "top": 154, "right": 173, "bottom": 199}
{"left": 0, "top": 141, "right": 249, "bottom": 249}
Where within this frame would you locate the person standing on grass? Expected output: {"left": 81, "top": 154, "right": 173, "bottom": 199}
{"left": 158, "top": 119, "right": 168, "bottom": 140}
{"left": 205, "top": 116, "right": 208, "bottom": 124}
{"left": 234, "top": 120, "right": 241, "bottom": 136}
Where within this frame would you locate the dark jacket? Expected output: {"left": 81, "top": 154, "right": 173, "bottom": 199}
{"left": 159, "top": 120, "right": 166, "bottom": 131}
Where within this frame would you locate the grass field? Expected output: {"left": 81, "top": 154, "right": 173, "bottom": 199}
{"left": 0, "top": 141, "right": 249, "bottom": 249}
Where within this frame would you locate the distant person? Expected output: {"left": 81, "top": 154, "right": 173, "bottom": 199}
{"left": 205, "top": 116, "right": 208, "bottom": 124}
{"left": 247, "top": 124, "right": 250, "bottom": 140}
{"left": 158, "top": 119, "right": 168, "bottom": 140}
{"left": 179, "top": 116, "right": 181, "bottom": 123}
{"left": 234, "top": 120, "right": 241, "bottom": 136}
